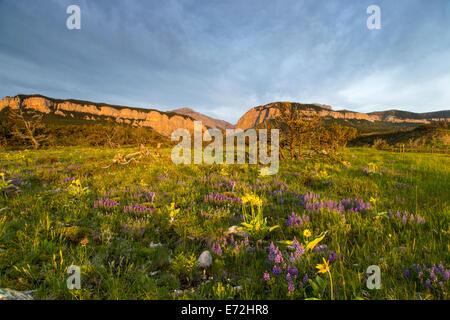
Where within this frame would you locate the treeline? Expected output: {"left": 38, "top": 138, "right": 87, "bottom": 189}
{"left": 352, "top": 121, "right": 449, "bottom": 151}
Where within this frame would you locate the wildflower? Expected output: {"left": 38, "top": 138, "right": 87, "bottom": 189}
{"left": 443, "top": 270, "right": 450, "bottom": 282}
{"left": 403, "top": 268, "right": 410, "bottom": 279}
{"left": 316, "top": 258, "right": 334, "bottom": 300}
{"left": 305, "top": 231, "right": 327, "bottom": 253}
{"left": 289, "top": 253, "right": 295, "bottom": 263}
{"left": 80, "top": 238, "right": 89, "bottom": 247}
{"left": 425, "top": 280, "right": 432, "bottom": 290}
{"left": 288, "top": 281, "right": 295, "bottom": 294}
{"left": 263, "top": 271, "right": 271, "bottom": 281}
{"left": 303, "top": 275, "right": 309, "bottom": 283}
{"left": 430, "top": 272, "right": 437, "bottom": 282}
{"left": 275, "top": 251, "right": 284, "bottom": 264}
{"left": 287, "top": 266, "right": 298, "bottom": 276}
{"left": 212, "top": 244, "right": 223, "bottom": 256}
{"left": 273, "top": 265, "right": 282, "bottom": 276}
{"left": 303, "top": 229, "right": 312, "bottom": 238}
{"left": 316, "top": 258, "right": 330, "bottom": 274}
{"left": 328, "top": 251, "right": 338, "bottom": 262}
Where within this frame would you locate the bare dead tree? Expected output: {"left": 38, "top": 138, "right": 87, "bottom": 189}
{"left": 8, "top": 109, "right": 47, "bottom": 150}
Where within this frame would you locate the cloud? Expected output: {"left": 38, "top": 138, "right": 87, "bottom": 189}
{"left": 0, "top": 0, "right": 449, "bottom": 123}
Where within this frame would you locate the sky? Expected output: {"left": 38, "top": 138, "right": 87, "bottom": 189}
{"left": 1, "top": 0, "right": 449, "bottom": 123}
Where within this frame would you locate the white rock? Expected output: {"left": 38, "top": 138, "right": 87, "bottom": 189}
{"left": 225, "top": 226, "right": 249, "bottom": 238}
{"left": 173, "top": 290, "right": 183, "bottom": 296}
{"left": 149, "top": 242, "right": 163, "bottom": 248}
{"left": 198, "top": 250, "right": 212, "bottom": 268}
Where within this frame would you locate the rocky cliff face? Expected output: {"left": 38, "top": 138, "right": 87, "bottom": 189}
{"left": 0, "top": 95, "right": 204, "bottom": 137}
{"left": 236, "top": 102, "right": 450, "bottom": 130}
{"left": 170, "top": 107, "right": 234, "bottom": 130}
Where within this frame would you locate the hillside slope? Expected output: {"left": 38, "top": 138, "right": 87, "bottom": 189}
{"left": 170, "top": 107, "right": 234, "bottom": 130}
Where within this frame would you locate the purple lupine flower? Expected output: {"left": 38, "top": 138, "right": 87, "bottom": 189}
{"left": 328, "top": 251, "right": 338, "bottom": 262}
{"left": 289, "top": 253, "right": 296, "bottom": 263}
{"left": 294, "top": 243, "right": 304, "bottom": 260}
{"left": 263, "top": 271, "right": 271, "bottom": 281}
{"left": 287, "top": 266, "right": 298, "bottom": 276}
{"left": 273, "top": 265, "right": 282, "bottom": 276}
{"left": 403, "top": 269, "right": 410, "bottom": 279}
{"left": 303, "top": 275, "right": 309, "bottom": 283}
{"left": 212, "top": 244, "right": 223, "bottom": 256}
{"left": 430, "top": 272, "right": 437, "bottom": 282}
{"left": 123, "top": 203, "right": 153, "bottom": 214}
{"left": 94, "top": 198, "right": 119, "bottom": 209}
{"left": 275, "top": 250, "right": 284, "bottom": 264}
{"left": 425, "top": 280, "right": 432, "bottom": 290}
{"left": 288, "top": 281, "right": 295, "bottom": 293}
{"left": 443, "top": 270, "right": 449, "bottom": 281}
{"left": 402, "top": 213, "right": 407, "bottom": 225}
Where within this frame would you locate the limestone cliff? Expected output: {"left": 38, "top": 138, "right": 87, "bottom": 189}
{"left": 236, "top": 102, "right": 450, "bottom": 130}
{"left": 0, "top": 95, "right": 204, "bottom": 137}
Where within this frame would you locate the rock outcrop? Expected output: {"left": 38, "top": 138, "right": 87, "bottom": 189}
{"left": 0, "top": 95, "right": 204, "bottom": 137}
{"left": 236, "top": 102, "right": 450, "bottom": 130}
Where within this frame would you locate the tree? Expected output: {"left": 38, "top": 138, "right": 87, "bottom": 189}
{"left": 267, "top": 102, "right": 320, "bottom": 159}
{"left": 8, "top": 109, "right": 47, "bottom": 150}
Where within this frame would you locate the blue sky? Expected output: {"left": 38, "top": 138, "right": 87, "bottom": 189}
{"left": 1, "top": 0, "right": 449, "bottom": 123}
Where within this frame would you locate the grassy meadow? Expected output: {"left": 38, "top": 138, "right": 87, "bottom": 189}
{"left": 0, "top": 146, "right": 448, "bottom": 300}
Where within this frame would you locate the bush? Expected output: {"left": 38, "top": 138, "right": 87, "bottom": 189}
{"left": 372, "top": 138, "right": 388, "bottom": 150}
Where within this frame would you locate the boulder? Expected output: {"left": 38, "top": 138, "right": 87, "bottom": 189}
{"left": 198, "top": 250, "right": 212, "bottom": 268}
{"left": 225, "top": 225, "right": 249, "bottom": 238}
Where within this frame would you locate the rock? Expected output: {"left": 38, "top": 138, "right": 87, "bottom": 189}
{"left": 0, "top": 288, "right": 34, "bottom": 300}
{"left": 225, "top": 226, "right": 249, "bottom": 238}
{"left": 149, "top": 242, "right": 163, "bottom": 248}
{"left": 0, "top": 95, "right": 209, "bottom": 137}
{"left": 234, "top": 102, "right": 438, "bottom": 130}
{"left": 3, "top": 185, "right": 21, "bottom": 197}
{"left": 198, "top": 250, "right": 212, "bottom": 268}
{"left": 173, "top": 289, "right": 183, "bottom": 296}
{"left": 233, "top": 286, "right": 243, "bottom": 292}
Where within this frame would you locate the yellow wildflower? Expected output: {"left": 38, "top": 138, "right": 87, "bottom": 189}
{"left": 316, "top": 258, "right": 330, "bottom": 274}
{"left": 305, "top": 231, "right": 327, "bottom": 252}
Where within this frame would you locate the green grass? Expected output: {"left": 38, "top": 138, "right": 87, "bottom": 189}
{"left": 0, "top": 146, "right": 448, "bottom": 300}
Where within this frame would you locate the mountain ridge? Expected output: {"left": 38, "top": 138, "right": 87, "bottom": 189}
{"left": 235, "top": 102, "right": 449, "bottom": 130}
{"left": 1, "top": 95, "right": 449, "bottom": 135}
{"left": 170, "top": 107, "right": 234, "bottom": 130}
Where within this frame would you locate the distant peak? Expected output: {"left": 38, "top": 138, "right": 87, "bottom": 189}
{"left": 171, "top": 107, "right": 195, "bottom": 113}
